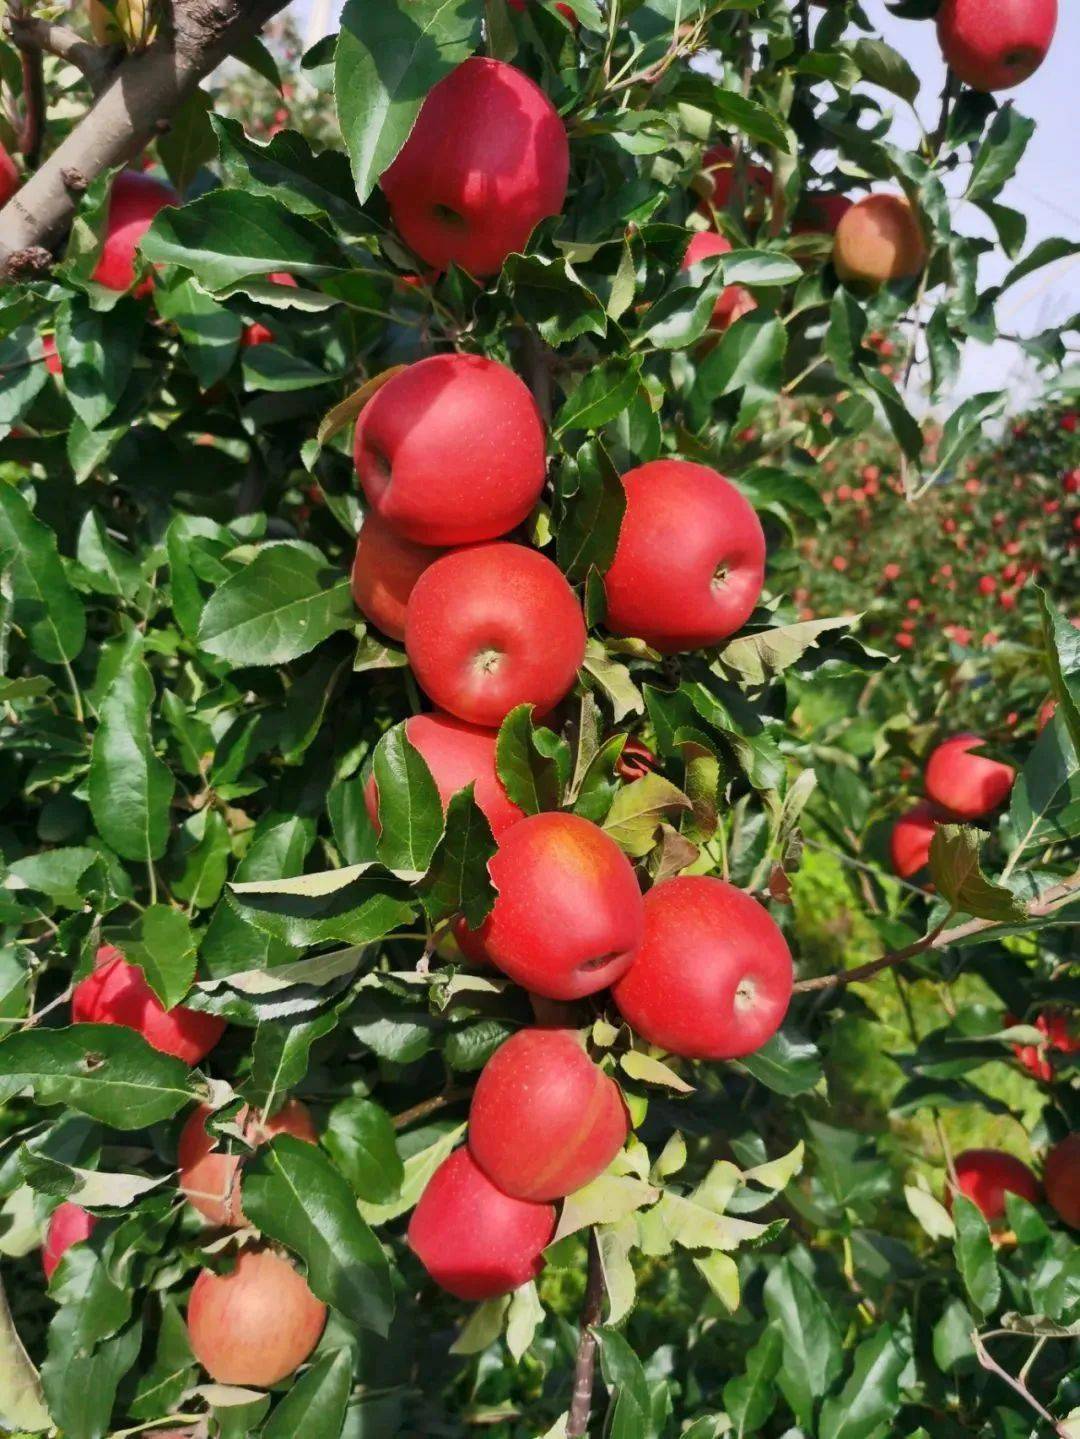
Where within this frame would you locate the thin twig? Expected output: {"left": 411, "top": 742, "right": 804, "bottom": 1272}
{"left": 971, "top": 1330, "right": 1069, "bottom": 1437}
{"left": 566, "top": 1230, "right": 606, "bottom": 1439}
{"left": 391, "top": 1086, "right": 469, "bottom": 1131}
{"left": 794, "top": 872, "right": 1080, "bottom": 994}
{"left": 5, "top": 15, "right": 119, "bottom": 92}
{"left": 9, "top": 2, "right": 45, "bottom": 169}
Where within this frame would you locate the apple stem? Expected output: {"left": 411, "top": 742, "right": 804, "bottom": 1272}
{"left": 566, "top": 1228, "right": 606, "bottom": 1438}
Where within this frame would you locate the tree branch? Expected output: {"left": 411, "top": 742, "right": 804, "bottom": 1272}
{"left": 566, "top": 1230, "right": 606, "bottom": 1439}
{"left": 793, "top": 872, "right": 1080, "bottom": 995}
{"left": 0, "top": 0, "right": 290, "bottom": 275}
{"left": 9, "top": 2, "right": 46, "bottom": 169}
{"left": 4, "top": 16, "right": 120, "bottom": 93}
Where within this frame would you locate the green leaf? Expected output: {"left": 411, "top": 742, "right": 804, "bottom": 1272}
{"left": 213, "top": 117, "right": 366, "bottom": 236}
{"left": 637, "top": 252, "right": 730, "bottom": 351}
{"left": 423, "top": 785, "right": 498, "bottom": 928}
{"left": 128, "top": 1299, "right": 193, "bottom": 1421}
{"left": 157, "top": 87, "right": 217, "bottom": 195}
{"left": 323, "top": 1097, "right": 404, "bottom": 1204}
{"left": 602, "top": 773, "right": 692, "bottom": 857}
{"left": 928, "top": 825, "right": 1026, "bottom": 922}
{"left": 669, "top": 76, "right": 792, "bottom": 152}
{"left": 1039, "top": 588, "right": 1080, "bottom": 756}
{"left": 967, "top": 104, "right": 1036, "bottom": 203}
{"left": 819, "top": 1322, "right": 909, "bottom": 1439}
{"left": 229, "top": 866, "right": 416, "bottom": 949}
{"left": 0, "top": 1274, "right": 50, "bottom": 1432}
{"left": 124, "top": 905, "right": 198, "bottom": 1010}
{"left": 846, "top": 38, "right": 920, "bottom": 102}
{"left": 88, "top": 658, "right": 174, "bottom": 864}
{"left": 372, "top": 723, "right": 445, "bottom": 875}
{"left": 197, "top": 542, "right": 355, "bottom": 667}
{"left": 55, "top": 295, "right": 142, "bottom": 431}
{"left": 141, "top": 191, "right": 350, "bottom": 290}
{"left": 999, "top": 236, "right": 1080, "bottom": 293}
{"left": 262, "top": 1347, "right": 353, "bottom": 1439}
{"left": 242, "top": 1134, "right": 395, "bottom": 1335}
{"left": 41, "top": 1316, "right": 142, "bottom": 1439}
{"left": 952, "top": 1194, "right": 1001, "bottom": 1317}
{"left": 557, "top": 440, "right": 626, "bottom": 581}
{"left": 246, "top": 1012, "right": 338, "bottom": 1110}
{"left": 762, "top": 1256, "right": 843, "bottom": 1427}
{"left": 694, "top": 312, "right": 786, "bottom": 410}
{"left": 555, "top": 357, "right": 642, "bottom": 433}
{"left": 74, "top": 511, "right": 142, "bottom": 601}
{"left": 496, "top": 704, "right": 565, "bottom": 814}
{"left": 723, "top": 1324, "right": 782, "bottom": 1434}
{"left": 153, "top": 274, "right": 242, "bottom": 389}
{"left": 0, "top": 485, "right": 85, "bottom": 665}
{"left": 0, "top": 1026, "right": 196, "bottom": 1128}
{"left": 335, "top": 0, "right": 483, "bottom": 203}
{"left": 504, "top": 255, "right": 607, "bottom": 346}
{"left": 718, "top": 616, "right": 853, "bottom": 684}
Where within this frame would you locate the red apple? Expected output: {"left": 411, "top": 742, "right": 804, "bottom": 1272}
{"left": 42, "top": 1202, "right": 97, "bottom": 1280}
{"left": 615, "top": 737, "right": 657, "bottom": 782}
{"left": 408, "top": 1147, "right": 554, "bottom": 1299}
{"left": 793, "top": 191, "right": 853, "bottom": 235}
{"left": 832, "top": 193, "right": 927, "bottom": 287}
{"left": 466, "top": 812, "right": 643, "bottom": 1000}
{"left": 92, "top": 171, "right": 178, "bottom": 293}
{"left": 1044, "top": 1133, "right": 1080, "bottom": 1228}
{"left": 73, "top": 946, "right": 225, "bottom": 1065}
{"left": 923, "top": 734, "right": 1015, "bottom": 820}
{"left": 382, "top": 57, "right": 569, "bottom": 277}
{"left": 469, "top": 1029, "right": 629, "bottom": 1200}
{"left": 602, "top": 460, "right": 765, "bottom": 653}
{"left": 404, "top": 543, "right": 585, "bottom": 727}
{"left": 353, "top": 353, "right": 546, "bottom": 545}
{"left": 890, "top": 800, "right": 951, "bottom": 880}
{"left": 937, "top": 0, "right": 1056, "bottom": 91}
{"left": 680, "top": 231, "right": 757, "bottom": 331}
{"left": 612, "top": 876, "right": 793, "bottom": 1060}
{"left": 178, "top": 1099, "right": 318, "bottom": 1228}
{"left": 0, "top": 142, "right": 18, "bottom": 207}
{"left": 365, "top": 711, "right": 524, "bottom": 839}
{"left": 951, "top": 1148, "right": 1039, "bottom": 1222}
{"left": 42, "top": 334, "right": 63, "bottom": 377}
{"left": 350, "top": 510, "right": 443, "bottom": 641}
{"left": 697, "top": 143, "right": 772, "bottom": 218}
{"left": 187, "top": 1248, "right": 327, "bottom": 1386}
{"left": 240, "top": 272, "right": 298, "bottom": 348}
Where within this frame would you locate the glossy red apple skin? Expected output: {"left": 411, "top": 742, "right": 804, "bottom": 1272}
{"left": 353, "top": 353, "right": 547, "bottom": 546}
{"left": 470, "top": 812, "right": 643, "bottom": 1000}
{"left": 951, "top": 1148, "right": 1040, "bottom": 1222}
{"left": 72, "top": 946, "right": 225, "bottom": 1065}
{"left": 408, "top": 1147, "right": 555, "bottom": 1300}
{"left": 404, "top": 543, "right": 586, "bottom": 728}
{"left": 240, "top": 272, "right": 298, "bottom": 348}
{"left": 889, "top": 800, "right": 951, "bottom": 880}
{"left": 382, "top": 57, "right": 569, "bottom": 278}
{"left": 350, "top": 510, "right": 443, "bottom": 641}
{"left": 42, "top": 1202, "right": 97, "bottom": 1280}
{"left": 602, "top": 460, "right": 766, "bottom": 653}
{"left": 187, "top": 1248, "right": 327, "bottom": 1387}
{"left": 0, "top": 142, "right": 18, "bottom": 207}
{"left": 178, "top": 1099, "right": 318, "bottom": 1228}
{"left": 1009, "top": 1010, "right": 1079, "bottom": 1083}
{"left": 42, "top": 334, "right": 63, "bottom": 377}
{"left": 469, "top": 1029, "right": 629, "bottom": 1200}
{"left": 937, "top": 0, "right": 1056, "bottom": 91}
{"left": 680, "top": 232, "right": 756, "bottom": 331}
{"left": 1044, "top": 1133, "right": 1080, "bottom": 1228}
{"left": 365, "top": 711, "right": 524, "bottom": 840}
{"left": 923, "top": 733, "right": 1015, "bottom": 820}
{"left": 92, "top": 171, "right": 178, "bottom": 293}
{"left": 613, "top": 876, "right": 793, "bottom": 1060}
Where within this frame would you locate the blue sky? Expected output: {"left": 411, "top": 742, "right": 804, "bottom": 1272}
{"left": 293, "top": 1, "right": 1078, "bottom": 410}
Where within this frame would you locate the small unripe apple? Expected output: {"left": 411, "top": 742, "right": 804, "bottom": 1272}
{"left": 833, "top": 193, "right": 927, "bottom": 288}
{"left": 603, "top": 460, "right": 765, "bottom": 653}
{"left": 936, "top": 0, "right": 1056, "bottom": 92}
{"left": 923, "top": 733, "right": 1015, "bottom": 820}
{"left": 73, "top": 946, "right": 225, "bottom": 1065}
{"left": 404, "top": 543, "right": 586, "bottom": 728}
{"left": 178, "top": 1099, "right": 317, "bottom": 1228}
{"left": 951, "top": 1148, "right": 1039, "bottom": 1222}
{"left": 350, "top": 510, "right": 443, "bottom": 641}
{"left": 353, "top": 354, "right": 547, "bottom": 546}
{"left": 408, "top": 1147, "right": 555, "bottom": 1299}
{"left": 469, "top": 1029, "right": 629, "bottom": 1200}
{"left": 613, "top": 876, "right": 793, "bottom": 1060}
{"left": 468, "top": 812, "right": 644, "bottom": 1000}
{"left": 365, "top": 711, "right": 524, "bottom": 840}
{"left": 187, "top": 1247, "right": 327, "bottom": 1386}
{"left": 42, "top": 1202, "right": 97, "bottom": 1280}
{"left": 890, "top": 800, "right": 950, "bottom": 880}
{"left": 1043, "top": 1133, "right": 1080, "bottom": 1228}
{"left": 680, "top": 232, "right": 757, "bottom": 332}
{"left": 240, "top": 272, "right": 298, "bottom": 348}
{"left": 91, "top": 171, "right": 178, "bottom": 293}
{"left": 382, "top": 57, "right": 569, "bottom": 277}
{"left": 0, "top": 142, "right": 19, "bottom": 207}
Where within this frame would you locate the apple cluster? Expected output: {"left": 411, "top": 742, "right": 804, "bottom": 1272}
{"left": 889, "top": 733, "right": 1016, "bottom": 881}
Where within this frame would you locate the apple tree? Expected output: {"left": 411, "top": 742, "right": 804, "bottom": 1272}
{"left": 0, "top": 0, "right": 1077, "bottom": 1436}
